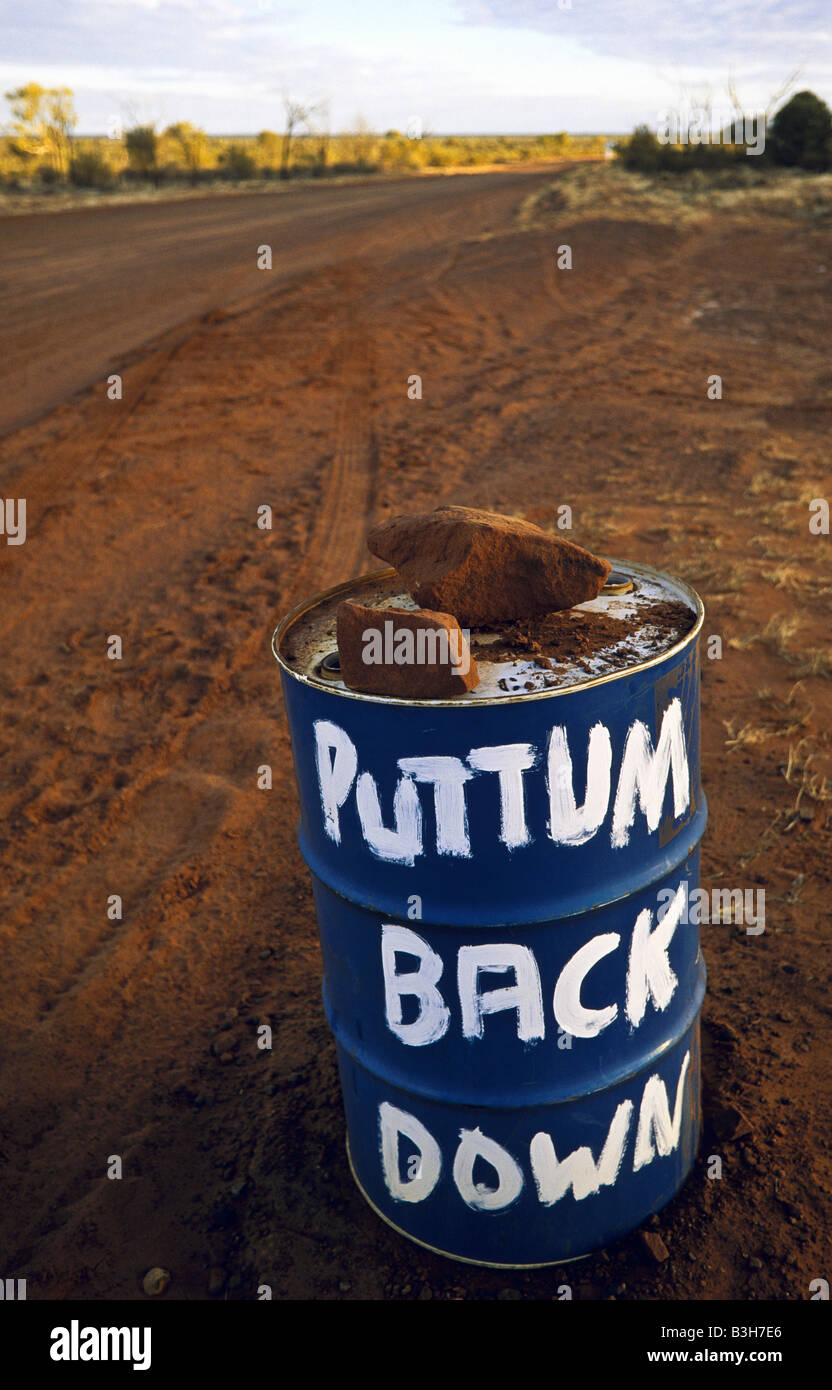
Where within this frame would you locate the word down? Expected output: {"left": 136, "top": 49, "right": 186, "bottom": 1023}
{"left": 379, "top": 1049, "right": 692, "bottom": 1211}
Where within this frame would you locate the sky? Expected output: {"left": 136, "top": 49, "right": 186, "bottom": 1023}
{"left": 1, "top": 0, "right": 830, "bottom": 135}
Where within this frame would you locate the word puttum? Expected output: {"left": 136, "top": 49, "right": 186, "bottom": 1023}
{"left": 314, "top": 699, "right": 690, "bottom": 863}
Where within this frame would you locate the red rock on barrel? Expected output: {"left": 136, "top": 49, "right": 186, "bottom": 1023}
{"left": 336, "top": 601, "right": 479, "bottom": 698}
{"left": 367, "top": 506, "right": 611, "bottom": 627}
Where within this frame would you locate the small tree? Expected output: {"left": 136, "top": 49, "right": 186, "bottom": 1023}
{"left": 348, "top": 116, "right": 377, "bottom": 170}
{"left": 281, "top": 97, "right": 321, "bottom": 178}
{"left": 69, "top": 147, "right": 116, "bottom": 189}
{"left": 4, "top": 82, "right": 76, "bottom": 177}
{"left": 125, "top": 124, "right": 160, "bottom": 182}
{"left": 256, "top": 129, "right": 281, "bottom": 172}
{"left": 308, "top": 101, "right": 331, "bottom": 177}
{"left": 221, "top": 142, "right": 257, "bottom": 179}
{"left": 616, "top": 125, "right": 662, "bottom": 172}
{"left": 769, "top": 90, "right": 832, "bottom": 169}
{"left": 165, "top": 122, "right": 208, "bottom": 182}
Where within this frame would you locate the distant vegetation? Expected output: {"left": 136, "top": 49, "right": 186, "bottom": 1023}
{"left": 6, "top": 80, "right": 829, "bottom": 200}
{"left": 615, "top": 90, "right": 832, "bottom": 176}
{"left": 0, "top": 84, "right": 608, "bottom": 193}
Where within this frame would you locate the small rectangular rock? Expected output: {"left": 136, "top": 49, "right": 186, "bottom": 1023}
{"left": 336, "top": 601, "right": 479, "bottom": 698}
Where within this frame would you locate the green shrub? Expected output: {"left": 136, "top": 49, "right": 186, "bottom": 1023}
{"left": 69, "top": 148, "right": 116, "bottom": 188}
{"left": 769, "top": 90, "right": 832, "bottom": 170}
{"left": 221, "top": 142, "right": 257, "bottom": 179}
{"left": 165, "top": 122, "right": 209, "bottom": 181}
{"left": 125, "top": 125, "right": 159, "bottom": 180}
{"left": 616, "top": 124, "right": 746, "bottom": 175}
{"left": 616, "top": 125, "right": 663, "bottom": 172}
{"left": 256, "top": 129, "right": 281, "bottom": 169}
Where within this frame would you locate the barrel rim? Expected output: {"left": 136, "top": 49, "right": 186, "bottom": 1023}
{"left": 305, "top": 814, "right": 707, "bottom": 929}
{"left": 272, "top": 560, "right": 705, "bottom": 707}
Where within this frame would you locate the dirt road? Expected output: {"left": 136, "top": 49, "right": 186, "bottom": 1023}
{"left": 0, "top": 163, "right": 829, "bottom": 1302}
{"left": 0, "top": 169, "right": 557, "bottom": 436}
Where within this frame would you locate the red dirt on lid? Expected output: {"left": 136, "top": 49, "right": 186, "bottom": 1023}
{"left": 472, "top": 599, "right": 696, "bottom": 669}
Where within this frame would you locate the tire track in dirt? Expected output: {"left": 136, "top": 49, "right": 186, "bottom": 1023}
{"left": 287, "top": 263, "right": 379, "bottom": 598}
{"left": 0, "top": 300, "right": 271, "bottom": 968}
{"left": 0, "top": 263, "right": 381, "bottom": 1037}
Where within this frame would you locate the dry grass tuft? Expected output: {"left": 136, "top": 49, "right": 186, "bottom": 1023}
{"left": 797, "top": 482, "right": 830, "bottom": 506}
{"left": 723, "top": 720, "right": 772, "bottom": 752}
{"left": 725, "top": 683, "right": 813, "bottom": 750}
{"left": 729, "top": 612, "right": 801, "bottom": 659}
{"left": 793, "top": 648, "right": 832, "bottom": 679}
{"left": 761, "top": 564, "right": 808, "bottom": 591}
{"left": 675, "top": 557, "right": 751, "bottom": 594}
{"left": 783, "top": 738, "right": 832, "bottom": 808}
{"left": 750, "top": 469, "right": 790, "bottom": 497}
{"left": 757, "top": 681, "right": 814, "bottom": 734}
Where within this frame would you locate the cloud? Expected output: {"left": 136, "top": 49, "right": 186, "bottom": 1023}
{"left": 455, "top": 0, "right": 829, "bottom": 68}
{"left": 2, "top": 3, "right": 493, "bottom": 133}
{"left": 2, "top": 1, "right": 297, "bottom": 70}
{"left": 5, "top": 0, "right": 830, "bottom": 133}
{"left": 1, "top": 1, "right": 337, "bottom": 130}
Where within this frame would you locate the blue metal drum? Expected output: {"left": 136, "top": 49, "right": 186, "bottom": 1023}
{"left": 274, "top": 560, "right": 707, "bottom": 1266}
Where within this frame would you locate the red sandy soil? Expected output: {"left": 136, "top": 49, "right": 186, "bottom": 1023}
{"left": 0, "top": 166, "right": 830, "bottom": 1301}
